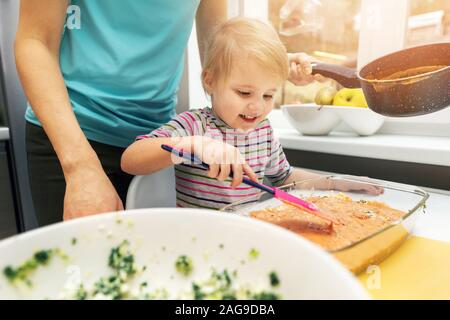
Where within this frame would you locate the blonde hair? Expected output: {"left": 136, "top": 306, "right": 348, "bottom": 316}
{"left": 202, "top": 17, "right": 289, "bottom": 91}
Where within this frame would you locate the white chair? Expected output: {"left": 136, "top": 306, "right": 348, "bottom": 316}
{"left": 125, "top": 167, "right": 176, "bottom": 209}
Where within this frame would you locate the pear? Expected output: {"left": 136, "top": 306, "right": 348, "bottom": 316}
{"left": 314, "top": 86, "right": 337, "bottom": 106}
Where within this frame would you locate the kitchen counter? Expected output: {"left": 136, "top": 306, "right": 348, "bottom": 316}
{"left": 358, "top": 189, "right": 450, "bottom": 300}
{"left": 413, "top": 190, "right": 450, "bottom": 243}
{"left": 0, "top": 127, "right": 9, "bottom": 141}
{"left": 273, "top": 128, "right": 450, "bottom": 167}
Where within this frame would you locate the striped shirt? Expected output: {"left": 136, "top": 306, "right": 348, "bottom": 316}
{"left": 137, "top": 107, "right": 292, "bottom": 210}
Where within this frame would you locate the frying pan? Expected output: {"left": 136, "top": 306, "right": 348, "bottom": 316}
{"left": 311, "top": 43, "right": 450, "bottom": 117}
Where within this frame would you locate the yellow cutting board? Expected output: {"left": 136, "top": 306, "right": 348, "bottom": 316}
{"left": 358, "top": 236, "right": 450, "bottom": 299}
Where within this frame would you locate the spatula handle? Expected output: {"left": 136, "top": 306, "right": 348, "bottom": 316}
{"left": 161, "top": 144, "right": 274, "bottom": 194}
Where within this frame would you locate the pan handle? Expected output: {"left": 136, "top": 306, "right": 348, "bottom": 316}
{"left": 311, "top": 62, "right": 361, "bottom": 88}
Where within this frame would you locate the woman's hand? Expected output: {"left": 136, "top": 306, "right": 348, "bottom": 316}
{"left": 288, "top": 52, "right": 326, "bottom": 85}
{"left": 185, "top": 136, "right": 259, "bottom": 188}
{"left": 63, "top": 165, "right": 123, "bottom": 220}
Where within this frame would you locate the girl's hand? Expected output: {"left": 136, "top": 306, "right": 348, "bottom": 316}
{"left": 332, "top": 175, "right": 384, "bottom": 196}
{"left": 288, "top": 52, "right": 326, "bottom": 85}
{"left": 188, "top": 137, "right": 259, "bottom": 188}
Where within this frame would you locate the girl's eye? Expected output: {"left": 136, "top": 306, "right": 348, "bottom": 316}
{"left": 237, "top": 90, "right": 251, "bottom": 97}
{"left": 263, "top": 95, "right": 274, "bottom": 101}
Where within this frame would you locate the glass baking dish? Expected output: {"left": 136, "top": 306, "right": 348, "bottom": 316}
{"left": 220, "top": 175, "right": 429, "bottom": 274}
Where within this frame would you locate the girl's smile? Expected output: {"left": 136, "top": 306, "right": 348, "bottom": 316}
{"left": 238, "top": 114, "right": 260, "bottom": 123}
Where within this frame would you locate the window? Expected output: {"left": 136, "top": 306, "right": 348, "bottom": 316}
{"left": 185, "top": 0, "right": 449, "bottom": 136}
{"left": 407, "top": 0, "right": 450, "bottom": 47}
{"left": 272, "top": 0, "right": 361, "bottom": 66}
{"left": 268, "top": 0, "right": 362, "bottom": 107}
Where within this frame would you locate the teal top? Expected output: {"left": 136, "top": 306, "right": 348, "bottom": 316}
{"left": 26, "top": 0, "right": 200, "bottom": 148}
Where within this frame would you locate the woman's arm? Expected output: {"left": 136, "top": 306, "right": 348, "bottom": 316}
{"left": 15, "top": 0, "right": 100, "bottom": 175}
{"left": 15, "top": 0, "right": 123, "bottom": 219}
{"left": 196, "top": 0, "right": 227, "bottom": 64}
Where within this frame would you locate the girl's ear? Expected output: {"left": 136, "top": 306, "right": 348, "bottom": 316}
{"left": 202, "top": 69, "right": 214, "bottom": 95}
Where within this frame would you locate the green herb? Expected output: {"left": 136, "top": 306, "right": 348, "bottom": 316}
{"left": 219, "top": 243, "right": 224, "bottom": 249}
{"left": 269, "top": 271, "right": 280, "bottom": 287}
{"left": 188, "top": 268, "right": 280, "bottom": 300}
{"left": 249, "top": 248, "right": 260, "bottom": 260}
{"left": 252, "top": 291, "right": 280, "bottom": 300}
{"left": 191, "top": 269, "right": 233, "bottom": 300}
{"left": 71, "top": 238, "right": 77, "bottom": 246}
{"left": 3, "top": 249, "right": 60, "bottom": 286}
{"left": 34, "top": 250, "right": 52, "bottom": 264}
{"left": 222, "top": 293, "right": 237, "bottom": 300}
{"left": 192, "top": 283, "right": 205, "bottom": 300}
{"left": 73, "top": 240, "right": 140, "bottom": 300}
{"left": 214, "top": 269, "right": 232, "bottom": 287}
{"left": 175, "top": 255, "right": 193, "bottom": 276}
{"left": 75, "top": 285, "right": 88, "bottom": 300}
{"left": 93, "top": 275, "right": 124, "bottom": 300}
{"left": 108, "top": 240, "right": 136, "bottom": 276}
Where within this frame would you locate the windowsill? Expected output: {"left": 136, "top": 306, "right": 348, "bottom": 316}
{"left": 0, "top": 127, "right": 9, "bottom": 141}
{"left": 267, "top": 107, "right": 450, "bottom": 167}
{"left": 274, "top": 128, "right": 450, "bottom": 167}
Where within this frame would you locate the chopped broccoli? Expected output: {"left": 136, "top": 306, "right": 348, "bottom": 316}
{"left": 249, "top": 248, "right": 260, "bottom": 260}
{"left": 252, "top": 291, "right": 281, "bottom": 300}
{"left": 108, "top": 240, "right": 136, "bottom": 276}
{"left": 3, "top": 249, "right": 59, "bottom": 286}
{"left": 175, "top": 255, "right": 193, "bottom": 276}
{"left": 269, "top": 271, "right": 280, "bottom": 287}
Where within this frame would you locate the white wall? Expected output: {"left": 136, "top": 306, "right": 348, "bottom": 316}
{"left": 187, "top": 26, "right": 210, "bottom": 109}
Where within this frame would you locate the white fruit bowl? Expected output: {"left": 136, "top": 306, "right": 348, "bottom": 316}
{"left": 0, "top": 209, "right": 368, "bottom": 300}
{"left": 282, "top": 104, "right": 385, "bottom": 136}
{"left": 282, "top": 104, "right": 341, "bottom": 135}
{"left": 332, "top": 106, "right": 386, "bottom": 136}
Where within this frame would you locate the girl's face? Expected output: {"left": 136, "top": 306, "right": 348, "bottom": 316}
{"left": 205, "top": 60, "right": 282, "bottom": 131}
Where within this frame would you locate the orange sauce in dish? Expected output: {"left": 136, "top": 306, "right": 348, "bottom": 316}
{"left": 250, "top": 193, "right": 407, "bottom": 251}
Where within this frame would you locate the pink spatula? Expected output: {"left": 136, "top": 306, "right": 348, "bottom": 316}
{"left": 161, "top": 144, "right": 338, "bottom": 224}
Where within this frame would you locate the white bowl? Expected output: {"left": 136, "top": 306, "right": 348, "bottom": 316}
{"left": 332, "top": 106, "right": 385, "bottom": 136}
{"left": 282, "top": 104, "right": 385, "bottom": 136}
{"left": 282, "top": 104, "right": 341, "bottom": 136}
{"left": 0, "top": 209, "right": 368, "bottom": 300}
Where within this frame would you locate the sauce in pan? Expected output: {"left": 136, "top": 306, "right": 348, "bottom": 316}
{"left": 382, "top": 65, "right": 447, "bottom": 80}
{"left": 367, "top": 65, "right": 448, "bottom": 81}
